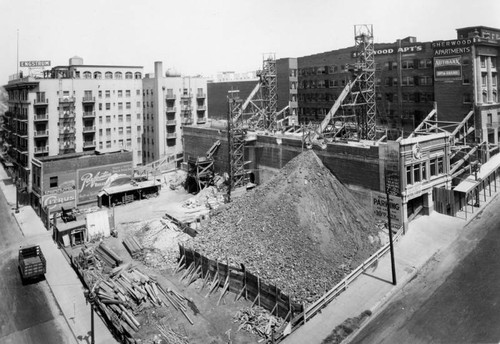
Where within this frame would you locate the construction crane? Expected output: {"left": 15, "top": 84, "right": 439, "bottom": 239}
{"left": 305, "top": 24, "right": 378, "bottom": 148}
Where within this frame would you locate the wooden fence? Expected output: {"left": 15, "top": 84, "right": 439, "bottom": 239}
{"left": 178, "top": 245, "right": 303, "bottom": 321}
{"left": 286, "top": 225, "right": 405, "bottom": 333}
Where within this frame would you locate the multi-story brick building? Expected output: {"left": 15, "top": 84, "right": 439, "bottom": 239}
{"left": 142, "top": 62, "right": 208, "bottom": 165}
{"left": 297, "top": 37, "right": 435, "bottom": 134}
{"left": 2, "top": 57, "right": 143, "bottom": 192}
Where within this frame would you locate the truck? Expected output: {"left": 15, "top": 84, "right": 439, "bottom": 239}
{"left": 18, "top": 245, "right": 46, "bottom": 282}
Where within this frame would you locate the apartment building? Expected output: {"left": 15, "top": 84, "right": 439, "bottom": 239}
{"left": 142, "top": 62, "right": 208, "bottom": 164}
{"left": 2, "top": 56, "right": 143, "bottom": 192}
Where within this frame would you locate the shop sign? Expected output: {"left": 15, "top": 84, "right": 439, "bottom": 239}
{"left": 42, "top": 190, "right": 76, "bottom": 210}
{"left": 77, "top": 162, "right": 132, "bottom": 203}
{"left": 372, "top": 192, "right": 402, "bottom": 230}
{"left": 385, "top": 141, "right": 400, "bottom": 196}
{"left": 434, "top": 55, "right": 462, "bottom": 81}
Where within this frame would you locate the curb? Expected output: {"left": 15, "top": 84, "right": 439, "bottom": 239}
{"left": 11, "top": 212, "right": 25, "bottom": 237}
{"left": 342, "top": 192, "right": 500, "bottom": 344}
{"left": 43, "top": 275, "right": 80, "bottom": 344}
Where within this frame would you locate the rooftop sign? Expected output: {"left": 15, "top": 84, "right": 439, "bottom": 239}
{"left": 20, "top": 60, "right": 51, "bottom": 67}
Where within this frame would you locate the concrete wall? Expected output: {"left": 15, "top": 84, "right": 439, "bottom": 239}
{"left": 183, "top": 126, "right": 382, "bottom": 191}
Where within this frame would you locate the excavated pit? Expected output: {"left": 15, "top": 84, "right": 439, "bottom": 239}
{"left": 190, "top": 150, "right": 382, "bottom": 303}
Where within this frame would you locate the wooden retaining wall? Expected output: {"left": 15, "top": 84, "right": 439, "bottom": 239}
{"left": 178, "top": 245, "right": 303, "bottom": 320}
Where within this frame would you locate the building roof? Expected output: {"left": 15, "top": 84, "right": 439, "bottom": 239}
{"left": 101, "top": 180, "right": 159, "bottom": 196}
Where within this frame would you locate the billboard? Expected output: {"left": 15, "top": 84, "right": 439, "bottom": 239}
{"left": 372, "top": 192, "right": 403, "bottom": 230}
{"left": 434, "top": 55, "right": 462, "bottom": 81}
{"left": 20, "top": 60, "right": 51, "bottom": 67}
{"left": 77, "top": 162, "right": 132, "bottom": 203}
{"left": 432, "top": 39, "right": 472, "bottom": 56}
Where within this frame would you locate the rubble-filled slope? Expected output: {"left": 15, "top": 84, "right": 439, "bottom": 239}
{"left": 190, "top": 150, "right": 381, "bottom": 303}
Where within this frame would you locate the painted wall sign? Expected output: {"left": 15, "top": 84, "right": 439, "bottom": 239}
{"left": 352, "top": 45, "right": 423, "bottom": 57}
{"left": 20, "top": 60, "right": 51, "bottom": 67}
{"left": 432, "top": 39, "right": 472, "bottom": 56}
{"left": 42, "top": 190, "right": 76, "bottom": 211}
{"left": 77, "top": 162, "right": 132, "bottom": 203}
{"left": 434, "top": 55, "right": 463, "bottom": 81}
{"left": 372, "top": 192, "right": 402, "bottom": 230}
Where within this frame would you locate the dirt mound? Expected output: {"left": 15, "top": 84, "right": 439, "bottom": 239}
{"left": 190, "top": 150, "right": 382, "bottom": 303}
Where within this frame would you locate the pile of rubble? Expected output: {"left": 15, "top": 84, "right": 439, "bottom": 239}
{"left": 182, "top": 186, "right": 225, "bottom": 209}
{"left": 234, "top": 306, "right": 284, "bottom": 339}
{"left": 189, "top": 150, "right": 382, "bottom": 304}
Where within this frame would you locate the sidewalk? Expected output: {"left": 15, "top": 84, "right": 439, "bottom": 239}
{"left": 0, "top": 165, "right": 117, "bottom": 344}
{"left": 283, "top": 208, "right": 478, "bottom": 344}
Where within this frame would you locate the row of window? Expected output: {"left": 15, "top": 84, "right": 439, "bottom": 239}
{"left": 406, "top": 156, "right": 444, "bottom": 185}
{"left": 82, "top": 71, "right": 142, "bottom": 80}
{"left": 97, "top": 102, "right": 139, "bottom": 111}
{"left": 299, "top": 91, "right": 435, "bottom": 103}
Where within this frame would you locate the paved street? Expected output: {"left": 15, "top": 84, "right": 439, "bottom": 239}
{"left": 0, "top": 179, "right": 71, "bottom": 344}
{"left": 350, "top": 193, "right": 500, "bottom": 344}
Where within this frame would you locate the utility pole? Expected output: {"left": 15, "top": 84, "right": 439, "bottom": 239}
{"left": 385, "top": 184, "right": 397, "bottom": 285}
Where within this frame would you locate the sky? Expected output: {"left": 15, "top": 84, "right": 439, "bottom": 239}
{"left": 1, "top": 0, "right": 499, "bottom": 83}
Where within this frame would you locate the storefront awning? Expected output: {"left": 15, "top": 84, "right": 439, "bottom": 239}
{"left": 454, "top": 153, "right": 500, "bottom": 194}
{"left": 100, "top": 180, "right": 159, "bottom": 196}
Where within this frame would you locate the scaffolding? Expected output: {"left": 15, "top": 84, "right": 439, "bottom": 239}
{"left": 228, "top": 91, "right": 248, "bottom": 190}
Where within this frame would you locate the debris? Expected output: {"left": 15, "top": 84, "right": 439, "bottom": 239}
{"left": 189, "top": 150, "right": 383, "bottom": 304}
{"left": 234, "top": 306, "right": 284, "bottom": 339}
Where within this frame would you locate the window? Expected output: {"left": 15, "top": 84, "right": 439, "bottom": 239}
{"left": 487, "top": 113, "right": 493, "bottom": 125}
{"left": 105, "top": 72, "right": 113, "bottom": 79}
{"left": 418, "top": 59, "right": 432, "bottom": 69}
{"left": 402, "top": 76, "right": 414, "bottom": 86}
{"left": 136, "top": 101, "right": 141, "bottom": 108}
{"left": 134, "top": 72, "right": 142, "bottom": 79}
{"left": 99, "top": 103, "right": 103, "bottom": 110}
{"left": 126, "top": 90, "right": 131, "bottom": 97}
{"left": 393, "top": 77, "right": 398, "bottom": 86}
{"left": 94, "top": 72, "right": 102, "bottom": 79}
{"left": 482, "top": 74, "right": 487, "bottom": 86}
{"left": 413, "top": 164, "right": 421, "bottom": 183}
{"left": 106, "top": 116, "right": 111, "bottom": 123}
{"left": 83, "top": 71, "right": 91, "bottom": 79}
{"left": 437, "top": 157, "right": 444, "bottom": 174}
{"left": 126, "top": 114, "right": 131, "bottom": 122}
{"left": 106, "top": 128, "right": 111, "bottom": 137}
{"left": 118, "top": 114, "right": 123, "bottom": 122}
{"left": 136, "top": 90, "right": 140, "bottom": 96}
{"left": 419, "top": 76, "right": 433, "bottom": 85}
{"left": 118, "top": 102, "right": 123, "bottom": 110}
{"left": 106, "top": 141, "right": 111, "bottom": 148}
{"left": 98, "top": 90, "right": 102, "bottom": 98}
{"left": 105, "top": 90, "right": 110, "bottom": 98}
{"left": 137, "top": 113, "right": 141, "bottom": 120}
{"left": 115, "top": 72, "right": 122, "bottom": 79}
{"left": 463, "top": 74, "right": 471, "bottom": 85}
{"left": 50, "top": 176, "right": 58, "bottom": 188}
{"left": 118, "top": 90, "right": 123, "bottom": 98}
{"left": 99, "top": 128, "right": 103, "bottom": 135}
{"left": 493, "top": 73, "right": 497, "bottom": 86}
{"left": 126, "top": 126, "right": 132, "bottom": 134}
{"left": 406, "top": 166, "right": 412, "bottom": 185}
{"left": 119, "top": 127, "right": 124, "bottom": 134}
{"left": 402, "top": 60, "right": 414, "bottom": 69}
{"left": 125, "top": 72, "right": 133, "bottom": 79}
{"left": 137, "top": 125, "right": 141, "bottom": 132}
{"left": 481, "top": 56, "right": 486, "bottom": 68}
{"left": 105, "top": 103, "right": 111, "bottom": 110}
{"left": 126, "top": 102, "right": 131, "bottom": 109}
{"left": 463, "top": 93, "right": 473, "bottom": 103}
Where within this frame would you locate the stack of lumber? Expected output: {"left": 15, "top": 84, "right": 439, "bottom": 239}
{"left": 94, "top": 242, "right": 123, "bottom": 268}
{"left": 83, "top": 266, "right": 195, "bottom": 342}
{"left": 122, "top": 236, "right": 143, "bottom": 259}
{"left": 234, "top": 306, "right": 284, "bottom": 339}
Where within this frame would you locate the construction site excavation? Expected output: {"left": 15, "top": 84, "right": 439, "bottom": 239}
{"left": 67, "top": 148, "right": 387, "bottom": 344}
